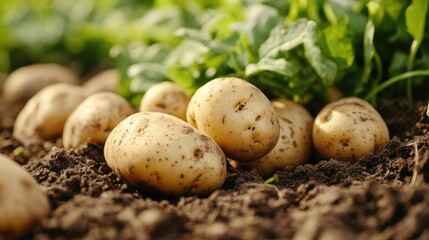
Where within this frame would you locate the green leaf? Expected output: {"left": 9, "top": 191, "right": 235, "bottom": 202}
{"left": 165, "top": 39, "right": 209, "bottom": 67}
{"left": 125, "top": 62, "right": 169, "bottom": 106}
{"left": 175, "top": 28, "right": 211, "bottom": 45}
{"left": 233, "top": 4, "right": 281, "bottom": 58}
{"left": 388, "top": 51, "right": 408, "bottom": 76}
{"left": 405, "top": 0, "right": 428, "bottom": 104}
{"left": 355, "top": 20, "right": 375, "bottom": 95}
{"left": 319, "top": 17, "right": 354, "bottom": 77}
{"left": 259, "top": 19, "right": 337, "bottom": 87}
{"left": 367, "top": 1, "right": 385, "bottom": 26}
{"left": 259, "top": 19, "right": 309, "bottom": 59}
{"left": 264, "top": 174, "right": 279, "bottom": 184}
{"left": 406, "top": 0, "right": 429, "bottom": 43}
{"left": 245, "top": 58, "right": 300, "bottom": 78}
{"left": 330, "top": 1, "right": 368, "bottom": 38}
{"left": 367, "top": 0, "right": 404, "bottom": 26}
{"left": 303, "top": 27, "right": 337, "bottom": 86}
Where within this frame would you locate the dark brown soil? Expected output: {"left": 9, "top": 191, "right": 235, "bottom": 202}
{"left": 1, "top": 98, "right": 429, "bottom": 240}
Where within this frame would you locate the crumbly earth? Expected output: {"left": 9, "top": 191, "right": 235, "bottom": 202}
{"left": 1, "top": 98, "right": 429, "bottom": 240}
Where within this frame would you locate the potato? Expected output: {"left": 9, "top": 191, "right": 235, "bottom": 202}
{"left": 104, "top": 112, "right": 227, "bottom": 197}
{"left": 186, "top": 77, "right": 280, "bottom": 162}
{"left": 83, "top": 68, "right": 119, "bottom": 94}
{"left": 3, "top": 63, "right": 80, "bottom": 102}
{"left": 63, "top": 92, "right": 135, "bottom": 149}
{"left": 139, "top": 81, "right": 190, "bottom": 121}
{"left": 0, "top": 154, "right": 50, "bottom": 235}
{"left": 231, "top": 98, "right": 314, "bottom": 178}
{"left": 312, "top": 97, "right": 389, "bottom": 162}
{"left": 13, "top": 83, "right": 88, "bottom": 146}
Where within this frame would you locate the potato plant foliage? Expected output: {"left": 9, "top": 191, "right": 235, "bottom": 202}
{"left": 1, "top": 0, "right": 428, "bottom": 109}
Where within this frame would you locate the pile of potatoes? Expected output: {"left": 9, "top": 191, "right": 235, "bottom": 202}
{"left": 0, "top": 65, "right": 126, "bottom": 236}
{"left": 4, "top": 64, "right": 390, "bottom": 201}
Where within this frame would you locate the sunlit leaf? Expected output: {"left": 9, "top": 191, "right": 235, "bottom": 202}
{"left": 406, "top": 0, "right": 429, "bottom": 43}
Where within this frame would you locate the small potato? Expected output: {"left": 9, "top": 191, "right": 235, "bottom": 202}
{"left": 231, "top": 98, "right": 314, "bottom": 178}
{"left": 3, "top": 63, "right": 80, "bottom": 102}
{"left": 63, "top": 92, "right": 135, "bottom": 149}
{"left": 13, "top": 83, "right": 88, "bottom": 146}
{"left": 139, "top": 81, "right": 190, "bottom": 121}
{"left": 187, "top": 77, "right": 280, "bottom": 162}
{"left": 0, "top": 154, "right": 50, "bottom": 235}
{"left": 83, "top": 68, "right": 119, "bottom": 94}
{"left": 313, "top": 97, "right": 389, "bottom": 162}
{"left": 104, "top": 112, "right": 227, "bottom": 197}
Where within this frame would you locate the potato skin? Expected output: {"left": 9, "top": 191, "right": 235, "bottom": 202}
{"left": 139, "top": 81, "right": 190, "bottom": 121}
{"left": 63, "top": 92, "right": 134, "bottom": 149}
{"left": 232, "top": 98, "right": 313, "bottom": 178}
{"left": 3, "top": 63, "right": 80, "bottom": 102}
{"left": 312, "top": 97, "right": 389, "bottom": 162}
{"left": 13, "top": 83, "right": 88, "bottom": 145}
{"left": 187, "top": 77, "right": 280, "bottom": 162}
{"left": 0, "top": 154, "right": 50, "bottom": 235}
{"left": 104, "top": 112, "right": 227, "bottom": 197}
{"left": 83, "top": 68, "right": 119, "bottom": 94}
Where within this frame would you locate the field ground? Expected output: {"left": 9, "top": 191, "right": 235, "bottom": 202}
{"left": 1, "top": 98, "right": 429, "bottom": 239}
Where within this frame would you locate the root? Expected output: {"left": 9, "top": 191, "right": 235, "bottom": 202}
{"left": 409, "top": 141, "right": 420, "bottom": 185}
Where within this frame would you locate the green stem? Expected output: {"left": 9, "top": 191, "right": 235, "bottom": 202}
{"left": 323, "top": 1, "right": 337, "bottom": 24}
{"left": 229, "top": 52, "right": 244, "bottom": 77}
{"left": 365, "top": 70, "right": 429, "bottom": 101}
{"left": 406, "top": 40, "right": 421, "bottom": 105}
{"left": 369, "top": 49, "right": 383, "bottom": 105}
{"left": 373, "top": 49, "right": 383, "bottom": 84}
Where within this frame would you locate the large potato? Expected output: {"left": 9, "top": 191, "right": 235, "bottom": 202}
{"left": 83, "top": 68, "right": 119, "bottom": 94}
{"left": 104, "top": 112, "right": 227, "bottom": 197}
{"left": 187, "top": 77, "right": 280, "bottom": 162}
{"left": 232, "top": 98, "right": 313, "bottom": 178}
{"left": 139, "top": 81, "right": 190, "bottom": 121}
{"left": 0, "top": 154, "right": 50, "bottom": 236}
{"left": 63, "top": 92, "right": 135, "bottom": 149}
{"left": 13, "top": 83, "right": 88, "bottom": 145}
{"left": 3, "top": 63, "right": 80, "bottom": 102}
{"left": 313, "top": 97, "right": 389, "bottom": 162}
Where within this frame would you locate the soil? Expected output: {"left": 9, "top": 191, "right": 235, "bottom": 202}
{"left": 1, "top": 97, "right": 429, "bottom": 240}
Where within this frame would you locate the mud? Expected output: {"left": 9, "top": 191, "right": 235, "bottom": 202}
{"left": 1, "top": 98, "right": 429, "bottom": 240}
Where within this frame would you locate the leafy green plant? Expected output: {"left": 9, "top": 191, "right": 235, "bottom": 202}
{"left": 113, "top": 0, "right": 429, "bottom": 110}
{"left": 2, "top": 0, "right": 429, "bottom": 110}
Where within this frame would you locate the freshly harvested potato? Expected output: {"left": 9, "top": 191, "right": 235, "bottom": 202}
{"left": 313, "top": 97, "right": 389, "bottom": 162}
{"left": 104, "top": 112, "right": 227, "bottom": 197}
{"left": 63, "top": 92, "right": 135, "bottom": 149}
{"left": 83, "top": 68, "right": 119, "bottom": 94}
{"left": 187, "top": 77, "right": 280, "bottom": 162}
{"left": 13, "top": 83, "right": 88, "bottom": 146}
{"left": 0, "top": 154, "right": 50, "bottom": 235}
{"left": 3, "top": 63, "right": 80, "bottom": 102}
{"left": 139, "top": 81, "right": 190, "bottom": 121}
{"left": 231, "top": 98, "right": 314, "bottom": 178}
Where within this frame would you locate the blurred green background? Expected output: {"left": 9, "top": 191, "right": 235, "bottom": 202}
{"left": 0, "top": 0, "right": 247, "bottom": 75}
{"left": 1, "top": 0, "right": 428, "bottom": 109}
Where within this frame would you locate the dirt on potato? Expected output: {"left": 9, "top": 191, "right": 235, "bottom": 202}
{"left": 1, "top": 98, "right": 429, "bottom": 240}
